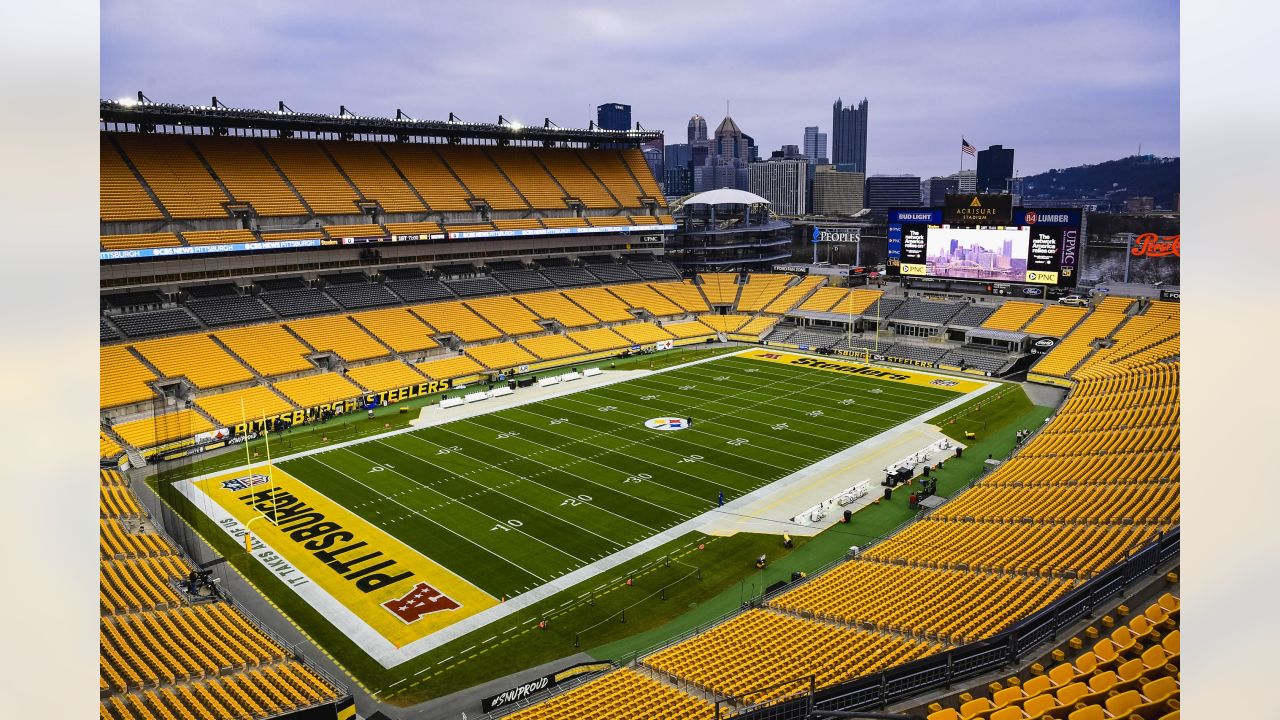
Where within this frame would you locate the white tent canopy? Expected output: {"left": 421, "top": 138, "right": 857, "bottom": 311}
{"left": 681, "top": 189, "right": 771, "bottom": 206}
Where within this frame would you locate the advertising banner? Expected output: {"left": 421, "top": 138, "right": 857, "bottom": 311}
{"left": 481, "top": 662, "right": 615, "bottom": 712}
{"left": 945, "top": 194, "right": 1014, "bottom": 226}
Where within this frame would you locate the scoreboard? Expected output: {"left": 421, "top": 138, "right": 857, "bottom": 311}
{"left": 887, "top": 207, "right": 1081, "bottom": 287}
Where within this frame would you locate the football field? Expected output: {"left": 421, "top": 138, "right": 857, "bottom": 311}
{"left": 182, "top": 349, "right": 988, "bottom": 662}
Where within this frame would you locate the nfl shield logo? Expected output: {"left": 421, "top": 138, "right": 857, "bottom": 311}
{"left": 382, "top": 582, "right": 461, "bottom": 623}
{"left": 221, "top": 474, "right": 270, "bottom": 492}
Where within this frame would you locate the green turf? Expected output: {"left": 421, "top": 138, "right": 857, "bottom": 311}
{"left": 154, "top": 349, "right": 995, "bottom": 703}
{"left": 274, "top": 352, "right": 965, "bottom": 599}
{"left": 154, "top": 345, "right": 742, "bottom": 483}
{"left": 589, "top": 384, "right": 1054, "bottom": 663}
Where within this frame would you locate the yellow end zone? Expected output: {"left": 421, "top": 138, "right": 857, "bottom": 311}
{"left": 194, "top": 466, "right": 497, "bottom": 648}
{"left": 740, "top": 349, "right": 989, "bottom": 393}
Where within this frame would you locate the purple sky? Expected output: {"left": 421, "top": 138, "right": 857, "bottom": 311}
{"left": 101, "top": 0, "right": 1178, "bottom": 179}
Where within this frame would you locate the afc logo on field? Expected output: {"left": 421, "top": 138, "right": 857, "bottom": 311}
{"left": 382, "top": 582, "right": 461, "bottom": 624}
{"left": 756, "top": 353, "right": 783, "bottom": 359}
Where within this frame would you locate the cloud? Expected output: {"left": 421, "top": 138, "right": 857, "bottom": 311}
{"left": 101, "top": 0, "right": 1178, "bottom": 178}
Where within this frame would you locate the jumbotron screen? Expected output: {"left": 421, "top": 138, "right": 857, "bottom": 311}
{"left": 888, "top": 209, "right": 1081, "bottom": 286}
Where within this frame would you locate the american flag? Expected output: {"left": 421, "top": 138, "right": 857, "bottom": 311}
{"left": 961, "top": 138, "right": 977, "bottom": 156}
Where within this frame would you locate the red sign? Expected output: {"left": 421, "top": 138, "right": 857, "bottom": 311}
{"left": 382, "top": 582, "right": 460, "bottom": 623}
{"left": 1131, "top": 233, "right": 1180, "bottom": 258}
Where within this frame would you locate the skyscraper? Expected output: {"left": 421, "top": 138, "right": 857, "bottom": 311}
{"left": 687, "top": 114, "right": 708, "bottom": 144}
{"left": 832, "top": 97, "right": 869, "bottom": 173}
{"left": 865, "top": 175, "right": 921, "bottom": 210}
{"left": 749, "top": 158, "right": 808, "bottom": 215}
{"left": 664, "top": 143, "right": 693, "bottom": 196}
{"left": 596, "top": 103, "right": 631, "bottom": 132}
{"left": 976, "top": 144, "right": 1015, "bottom": 193}
{"left": 803, "top": 126, "right": 827, "bottom": 163}
{"left": 812, "top": 165, "right": 865, "bottom": 215}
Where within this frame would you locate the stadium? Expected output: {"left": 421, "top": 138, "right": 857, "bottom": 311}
{"left": 97, "top": 97, "right": 1180, "bottom": 720}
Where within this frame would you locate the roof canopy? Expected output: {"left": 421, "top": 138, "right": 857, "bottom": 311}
{"left": 682, "top": 189, "right": 771, "bottom": 207}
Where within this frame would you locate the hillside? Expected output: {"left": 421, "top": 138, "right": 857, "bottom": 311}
{"left": 1020, "top": 155, "right": 1179, "bottom": 209}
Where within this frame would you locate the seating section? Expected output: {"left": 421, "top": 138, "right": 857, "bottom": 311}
{"left": 259, "top": 139, "right": 361, "bottom": 215}
{"left": 646, "top": 610, "right": 939, "bottom": 705}
{"left": 699, "top": 314, "right": 752, "bottom": 333}
{"left": 1097, "top": 295, "right": 1136, "bottom": 314}
{"left": 260, "top": 288, "right": 340, "bottom": 318}
{"left": 981, "top": 301, "right": 1043, "bottom": 331}
{"left": 503, "top": 668, "right": 710, "bottom": 720}
{"left": 662, "top": 320, "right": 716, "bottom": 339}
{"left": 346, "top": 360, "right": 425, "bottom": 393}
{"left": 437, "top": 146, "right": 527, "bottom": 210}
{"left": 324, "top": 281, "right": 401, "bottom": 310}
{"left": 186, "top": 295, "right": 276, "bottom": 327}
{"left": 729, "top": 316, "right": 780, "bottom": 340}
{"left": 487, "top": 148, "right": 569, "bottom": 209}
{"left": 286, "top": 316, "right": 389, "bottom": 362}
{"left": 413, "top": 302, "right": 501, "bottom": 342}
{"left": 924, "top": 596, "right": 1179, "bottom": 720}
{"left": 890, "top": 298, "right": 964, "bottom": 325}
{"left": 534, "top": 149, "right": 618, "bottom": 208}
{"left": 612, "top": 322, "right": 675, "bottom": 345}
{"left": 323, "top": 141, "right": 425, "bottom": 213}
{"left": 698, "top": 272, "right": 741, "bottom": 305}
{"left": 191, "top": 136, "right": 308, "bottom": 216}
{"left": 467, "top": 341, "right": 538, "bottom": 370}
{"left": 100, "top": 432, "right": 123, "bottom": 460}
{"left": 465, "top": 296, "right": 545, "bottom": 336}
{"left": 102, "top": 233, "right": 181, "bottom": 251}
{"left": 540, "top": 265, "right": 600, "bottom": 288}
{"left": 621, "top": 148, "right": 668, "bottom": 205}
{"left": 939, "top": 348, "right": 1010, "bottom": 374}
{"left": 445, "top": 275, "right": 508, "bottom": 298}
{"left": 512, "top": 291, "right": 597, "bottom": 328}
{"left": 585, "top": 263, "right": 642, "bottom": 284}
{"left": 182, "top": 228, "right": 256, "bottom": 246}
{"left": 389, "top": 276, "right": 455, "bottom": 303}
{"left": 133, "top": 335, "right": 253, "bottom": 389}
{"left": 216, "top": 324, "right": 315, "bottom": 377}
{"left": 797, "top": 286, "right": 848, "bottom": 312}
{"left": 519, "top": 334, "right": 589, "bottom": 361}
{"left": 111, "top": 409, "right": 214, "bottom": 451}
{"left": 98, "top": 467, "right": 346, "bottom": 719}
{"left": 494, "top": 269, "right": 555, "bottom": 293}
{"left": 562, "top": 286, "right": 636, "bottom": 322}
{"left": 415, "top": 355, "right": 485, "bottom": 382}
{"left": 112, "top": 309, "right": 201, "bottom": 338}
{"left": 580, "top": 150, "right": 643, "bottom": 207}
{"left": 607, "top": 283, "right": 683, "bottom": 317}
{"left": 381, "top": 143, "right": 475, "bottom": 211}
{"left": 628, "top": 260, "right": 682, "bottom": 281}
{"left": 736, "top": 274, "right": 794, "bottom": 313}
{"left": 830, "top": 289, "right": 886, "bottom": 316}
{"left": 566, "top": 327, "right": 630, "bottom": 352}
{"left": 653, "top": 281, "right": 711, "bottom": 312}
{"left": 100, "top": 142, "right": 163, "bottom": 221}
{"left": 101, "top": 346, "right": 158, "bottom": 409}
{"left": 763, "top": 275, "right": 826, "bottom": 314}
{"left": 114, "top": 134, "right": 229, "bottom": 219}
{"left": 1032, "top": 311, "right": 1130, "bottom": 379}
{"left": 195, "top": 385, "right": 294, "bottom": 427}
{"left": 771, "top": 563, "right": 1073, "bottom": 644}
{"left": 272, "top": 373, "right": 363, "bottom": 408}
{"left": 351, "top": 307, "right": 439, "bottom": 352}
{"left": 949, "top": 303, "right": 997, "bottom": 327}
{"left": 1023, "top": 304, "right": 1088, "bottom": 337}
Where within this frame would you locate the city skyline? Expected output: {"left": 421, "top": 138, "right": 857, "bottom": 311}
{"left": 101, "top": 0, "right": 1178, "bottom": 179}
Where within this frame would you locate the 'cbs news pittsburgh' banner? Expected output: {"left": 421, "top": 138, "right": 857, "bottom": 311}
{"left": 177, "top": 466, "right": 496, "bottom": 667}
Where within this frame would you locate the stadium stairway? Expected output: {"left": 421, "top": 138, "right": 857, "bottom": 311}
{"left": 315, "top": 143, "right": 372, "bottom": 205}
{"left": 480, "top": 148, "right": 539, "bottom": 210}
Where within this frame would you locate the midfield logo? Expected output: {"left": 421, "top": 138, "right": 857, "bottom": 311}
{"left": 382, "top": 582, "right": 461, "bottom": 624}
{"left": 931, "top": 379, "right": 960, "bottom": 387}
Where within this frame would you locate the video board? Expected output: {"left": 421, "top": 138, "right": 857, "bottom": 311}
{"left": 887, "top": 208, "right": 1080, "bottom": 287}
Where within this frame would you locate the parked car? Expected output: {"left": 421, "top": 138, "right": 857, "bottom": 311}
{"left": 1059, "top": 295, "right": 1089, "bottom": 307}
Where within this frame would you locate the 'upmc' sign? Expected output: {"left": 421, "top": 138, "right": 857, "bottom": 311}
{"left": 812, "top": 227, "right": 862, "bottom": 244}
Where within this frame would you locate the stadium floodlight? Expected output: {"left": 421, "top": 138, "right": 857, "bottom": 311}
{"left": 117, "top": 97, "right": 136, "bottom": 107}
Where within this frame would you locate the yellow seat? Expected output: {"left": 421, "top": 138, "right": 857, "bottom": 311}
{"left": 1104, "top": 689, "right": 1142, "bottom": 717}
{"left": 990, "top": 706, "right": 1023, "bottom": 720}
{"left": 927, "top": 709, "right": 961, "bottom": 720}
{"left": 1066, "top": 705, "right": 1105, "bottom": 720}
